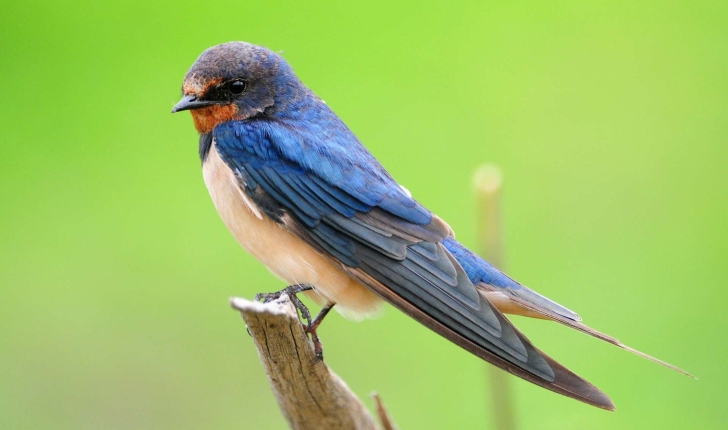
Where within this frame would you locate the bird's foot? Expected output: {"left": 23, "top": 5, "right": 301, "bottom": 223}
{"left": 254, "top": 284, "right": 314, "bottom": 327}
{"left": 254, "top": 285, "right": 335, "bottom": 364}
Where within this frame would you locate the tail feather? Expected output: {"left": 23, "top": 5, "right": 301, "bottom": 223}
{"left": 481, "top": 289, "right": 695, "bottom": 378}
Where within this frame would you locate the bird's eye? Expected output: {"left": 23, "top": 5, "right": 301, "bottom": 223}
{"left": 228, "top": 80, "right": 246, "bottom": 95}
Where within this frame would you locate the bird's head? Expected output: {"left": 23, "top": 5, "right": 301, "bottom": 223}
{"left": 172, "top": 42, "right": 297, "bottom": 134}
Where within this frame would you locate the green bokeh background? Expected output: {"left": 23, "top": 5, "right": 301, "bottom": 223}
{"left": 1, "top": 1, "right": 726, "bottom": 429}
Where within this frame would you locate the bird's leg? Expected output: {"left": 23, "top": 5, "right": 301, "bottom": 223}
{"left": 254, "top": 284, "right": 314, "bottom": 328}
{"left": 254, "top": 285, "right": 335, "bottom": 363}
{"left": 305, "top": 302, "right": 335, "bottom": 364}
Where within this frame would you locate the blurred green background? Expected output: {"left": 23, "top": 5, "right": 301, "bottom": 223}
{"left": 1, "top": 1, "right": 726, "bottom": 429}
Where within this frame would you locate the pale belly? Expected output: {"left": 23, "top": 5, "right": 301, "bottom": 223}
{"left": 202, "top": 143, "right": 383, "bottom": 320}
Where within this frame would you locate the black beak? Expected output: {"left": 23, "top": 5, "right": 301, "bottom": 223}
{"left": 171, "top": 94, "right": 216, "bottom": 113}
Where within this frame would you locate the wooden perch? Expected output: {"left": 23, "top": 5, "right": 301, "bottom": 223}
{"left": 231, "top": 295, "right": 395, "bottom": 430}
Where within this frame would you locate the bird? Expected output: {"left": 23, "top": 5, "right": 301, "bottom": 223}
{"left": 172, "top": 41, "right": 691, "bottom": 410}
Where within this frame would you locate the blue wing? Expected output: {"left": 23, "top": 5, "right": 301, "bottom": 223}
{"left": 212, "top": 115, "right": 613, "bottom": 408}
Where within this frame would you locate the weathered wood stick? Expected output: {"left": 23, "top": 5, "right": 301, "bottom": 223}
{"left": 230, "top": 295, "right": 380, "bottom": 430}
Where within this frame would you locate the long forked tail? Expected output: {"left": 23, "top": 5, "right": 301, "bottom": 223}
{"left": 443, "top": 237, "right": 693, "bottom": 378}
{"left": 481, "top": 289, "right": 695, "bottom": 378}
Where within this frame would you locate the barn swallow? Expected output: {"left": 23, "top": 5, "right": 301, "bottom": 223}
{"left": 172, "top": 42, "right": 691, "bottom": 410}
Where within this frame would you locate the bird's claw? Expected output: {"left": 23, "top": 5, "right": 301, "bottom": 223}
{"left": 254, "top": 284, "right": 314, "bottom": 327}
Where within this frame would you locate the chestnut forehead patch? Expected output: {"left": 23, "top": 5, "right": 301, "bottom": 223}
{"left": 183, "top": 76, "right": 223, "bottom": 96}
